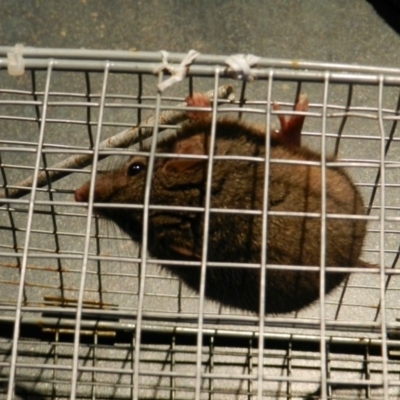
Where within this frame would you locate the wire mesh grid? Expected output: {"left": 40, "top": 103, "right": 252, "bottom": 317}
{"left": 1, "top": 47, "right": 400, "bottom": 399}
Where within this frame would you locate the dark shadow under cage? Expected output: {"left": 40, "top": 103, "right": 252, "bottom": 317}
{"left": 1, "top": 47, "right": 400, "bottom": 399}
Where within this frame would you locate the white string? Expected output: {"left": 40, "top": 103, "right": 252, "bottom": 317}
{"left": 225, "top": 54, "right": 260, "bottom": 81}
{"left": 154, "top": 49, "right": 200, "bottom": 91}
{"left": 7, "top": 43, "right": 25, "bottom": 76}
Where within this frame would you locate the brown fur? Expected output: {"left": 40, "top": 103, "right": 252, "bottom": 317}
{"left": 75, "top": 100, "right": 367, "bottom": 314}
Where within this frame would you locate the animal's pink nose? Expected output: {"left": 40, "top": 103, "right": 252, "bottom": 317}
{"left": 74, "top": 186, "right": 88, "bottom": 202}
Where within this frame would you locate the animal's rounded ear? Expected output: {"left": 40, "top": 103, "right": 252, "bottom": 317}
{"left": 273, "top": 94, "right": 308, "bottom": 149}
{"left": 162, "top": 134, "right": 208, "bottom": 174}
{"left": 185, "top": 93, "right": 212, "bottom": 122}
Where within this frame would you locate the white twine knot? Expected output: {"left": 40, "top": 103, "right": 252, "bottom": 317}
{"left": 7, "top": 43, "right": 25, "bottom": 76}
{"left": 225, "top": 54, "right": 260, "bottom": 82}
{"left": 154, "top": 49, "right": 200, "bottom": 92}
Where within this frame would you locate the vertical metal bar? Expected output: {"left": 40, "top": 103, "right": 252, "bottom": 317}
{"left": 247, "top": 340, "right": 253, "bottom": 400}
{"left": 52, "top": 330, "right": 59, "bottom": 398}
{"left": 170, "top": 335, "right": 176, "bottom": 400}
{"left": 333, "top": 84, "right": 353, "bottom": 158}
{"left": 326, "top": 345, "right": 331, "bottom": 399}
{"left": 42, "top": 144, "right": 65, "bottom": 301}
{"left": 130, "top": 339, "right": 134, "bottom": 400}
{"left": 286, "top": 342, "right": 292, "bottom": 399}
{"left": 85, "top": 70, "right": 104, "bottom": 307}
{"left": 318, "top": 72, "right": 330, "bottom": 400}
{"left": 69, "top": 62, "right": 110, "bottom": 400}
{"left": 364, "top": 346, "right": 371, "bottom": 399}
{"left": 256, "top": 70, "right": 274, "bottom": 400}
{"left": 189, "top": 76, "right": 194, "bottom": 98}
{"left": 92, "top": 332, "right": 98, "bottom": 400}
{"left": 208, "top": 336, "right": 214, "bottom": 400}
{"left": 377, "top": 74, "right": 389, "bottom": 399}
{"left": 6, "top": 60, "right": 54, "bottom": 400}
{"left": 94, "top": 214, "right": 104, "bottom": 305}
{"left": 137, "top": 73, "right": 144, "bottom": 149}
{"left": 194, "top": 68, "right": 221, "bottom": 400}
{"left": 238, "top": 81, "right": 247, "bottom": 120}
{"left": 132, "top": 71, "right": 164, "bottom": 400}
{"left": 84, "top": 71, "right": 95, "bottom": 149}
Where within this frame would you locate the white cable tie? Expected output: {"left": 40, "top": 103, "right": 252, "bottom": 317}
{"left": 225, "top": 54, "right": 260, "bottom": 82}
{"left": 7, "top": 43, "right": 25, "bottom": 76}
{"left": 154, "top": 49, "right": 200, "bottom": 92}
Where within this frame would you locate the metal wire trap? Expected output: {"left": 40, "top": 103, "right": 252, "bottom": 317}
{"left": 1, "top": 47, "right": 400, "bottom": 399}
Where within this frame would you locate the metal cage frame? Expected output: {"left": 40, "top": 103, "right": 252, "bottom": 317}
{"left": 1, "top": 46, "right": 400, "bottom": 399}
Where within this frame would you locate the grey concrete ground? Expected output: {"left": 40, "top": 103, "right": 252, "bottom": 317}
{"left": 1, "top": 1, "right": 400, "bottom": 399}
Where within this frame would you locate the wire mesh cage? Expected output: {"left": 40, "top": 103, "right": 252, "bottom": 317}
{"left": 1, "top": 46, "right": 400, "bottom": 400}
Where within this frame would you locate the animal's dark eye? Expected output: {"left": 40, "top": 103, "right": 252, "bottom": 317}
{"left": 127, "top": 162, "right": 145, "bottom": 177}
